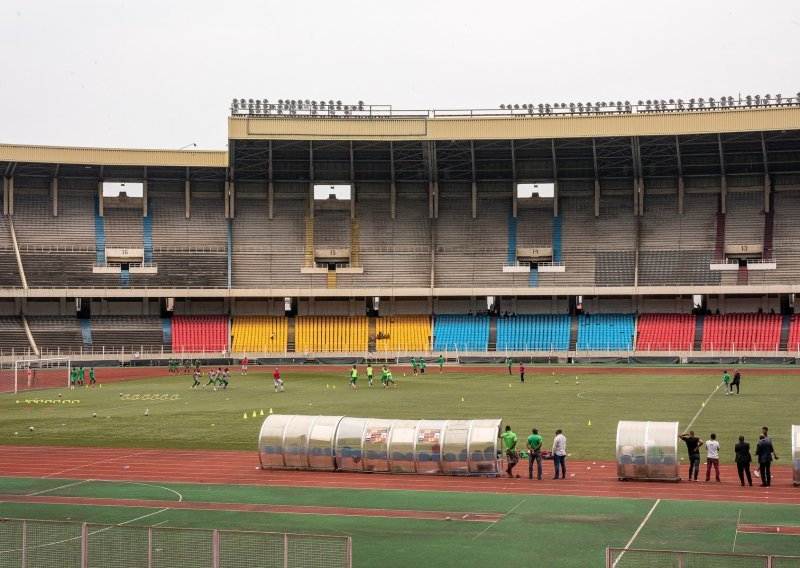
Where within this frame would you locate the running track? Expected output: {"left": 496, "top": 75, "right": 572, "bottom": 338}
{"left": 0, "top": 446, "right": 797, "bottom": 506}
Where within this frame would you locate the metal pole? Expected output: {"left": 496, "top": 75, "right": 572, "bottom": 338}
{"left": 81, "top": 523, "right": 88, "bottom": 568}
{"left": 284, "top": 533, "right": 289, "bottom": 568}
{"left": 147, "top": 527, "right": 153, "bottom": 568}
{"left": 21, "top": 520, "right": 27, "bottom": 568}
{"left": 212, "top": 529, "right": 219, "bottom": 568}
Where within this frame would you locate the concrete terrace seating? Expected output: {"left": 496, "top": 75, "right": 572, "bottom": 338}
{"left": 0, "top": 216, "right": 22, "bottom": 287}
{"left": 701, "top": 313, "right": 781, "bottom": 351}
{"left": 771, "top": 191, "right": 800, "bottom": 284}
{"left": 231, "top": 197, "right": 317, "bottom": 289}
{"left": 638, "top": 250, "right": 719, "bottom": 286}
{"left": 576, "top": 313, "right": 635, "bottom": 351}
{"left": 0, "top": 317, "right": 31, "bottom": 355}
{"left": 231, "top": 316, "right": 289, "bottom": 353}
{"left": 496, "top": 314, "right": 570, "bottom": 351}
{"left": 432, "top": 315, "right": 489, "bottom": 351}
{"left": 725, "top": 192, "right": 765, "bottom": 247}
{"left": 636, "top": 313, "right": 696, "bottom": 350}
{"left": 104, "top": 208, "right": 143, "bottom": 248}
{"left": 28, "top": 316, "right": 84, "bottom": 355}
{"left": 640, "top": 194, "right": 717, "bottom": 251}
{"left": 435, "top": 198, "right": 518, "bottom": 288}
{"left": 150, "top": 196, "right": 228, "bottom": 288}
{"left": 90, "top": 316, "right": 166, "bottom": 352}
{"left": 171, "top": 315, "right": 228, "bottom": 353}
{"left": 356, "top": 196, "right": 431, "bottom": 288}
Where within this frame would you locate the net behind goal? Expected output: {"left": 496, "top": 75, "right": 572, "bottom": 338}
{"left": 0, "top": 358, "right": 72, "bottom": 394}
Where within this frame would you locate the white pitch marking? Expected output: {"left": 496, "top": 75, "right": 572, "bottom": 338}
{"left": 472, "top": 499, "right": 525, "bottom": 540}
{"left": 612, "top": 499, "right": 661, "bottom": 568}
{"left": 26, "top": 479, "right": 92, "bottom": 496}
{"left": 42, "top": 450, "right": 154, "bottom": 478}
{"left": 732, "top": 508, "right": 742, "bottom": 552}
{"left": 684, "top": 383, "right": 722, "bottom": 432}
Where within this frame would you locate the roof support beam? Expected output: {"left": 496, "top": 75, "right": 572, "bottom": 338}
{"left": 675, "top": 136, "right": 684, "bottom": 216}
{"left": 308, "top": 142, "right": 315, "bottom": 219}
{"left": 510, "top": 140, "right": 518, "bottom": 218}
{"left": 390, "top": 142, "right": 396, "bottom": 220}
{"left": 470, "top": 141, "right": 477, "bottom": 219}
{"left": 592, "top": 139, "right": 600, "bottom": 217}
{"left": 718, "top": 134, "right": 727, "bottom": 214}
{"left": 185, "top": 177, "right": 191, "bottom": 219}
{"left": 551, "top": 140, "right": 559, "bottom": 217}
{"left": 631, "top": 137, "right": 643, "bottom": 216}
{"left": 143, "top": 166, "right": 148, "bottom": 218}
{"left": 349, "top": 141, "right": 356, "bottom": 220}
{"left": 51, "top": 176, "right": 58, "bottom": 217}
{"left": 268, "top": 140, "right": 274, "bottom": 220}
{"left": 761, "top": 132, "right": 770, "bottom": 213}
{"left": 2, "top": 176, "right": 8, "bottom": 216}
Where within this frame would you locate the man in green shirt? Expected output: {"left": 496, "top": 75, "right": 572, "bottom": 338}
{"left": 89, "top": 367, "right": 96, "bottom": 387}
{"left": 385, "top": 368, "right": 397, "bottom": 389}
{"left": 526, "top": 428, "right": 543, "bottom": 480}
{"left": 70, "top": 368, "right": 77, "bottom": 389}
{"left": 499, "top": 425, "right": 519, "bottom": 478}
{"left": 78, "top": 367, "right": 85, "bottom": 387}
{"left": 438, "top": 355, "right": 444, "bottom": 374}
{"left": 419, "top": 360, "right": 426, "bottom": 375}
{"left": 349, "top": 365, "right": 358, "bottom": 389}
{"left": 506, "top": 358, "right": 512, "bottom": 376}
{"left": 380, "top": 365, "right": 388, "bottom": 387}
{"left": 411, "top": 357, "right": 418, "bottom": 376}
{"left": 366, "top": 364, "right": 374, "bottom": 387}
{"left": 722, "top": 370, "right": 731, "bottom": 395}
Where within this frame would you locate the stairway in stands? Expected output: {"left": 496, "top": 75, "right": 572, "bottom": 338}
{"left": 693, "top": 314, "right": 704, "bottom": 351}
{"left": 507, "top": 211, "right": 517, "bottom": 264}
{"left": 162, "top": 319, "right": 172, "bottom": 346}
{"left": 763, "top": 191, "right": 775, "bottom": 260}
{"left": 120, "top": 268, "right": 130, "bottom": 289}
{"left": 95, "top": 202, "right": 106, "bottom": 265}
{"left": 287, "top": 317, "right": 296, "bottom": 352}
{"left": 488, "top": 316, "right": 498, "bottom": 351}
{"left": 779, "top": 314, "right": 792, "bottom": 351}
{"left": 737, "top": 265, "right": 749, "bottom": 285}
{"left": 552, "top": 214, "right": 563, "bottom": 263}
{"left": 327, "top": 270, "right": 336, "bottom": 289}
{"left": 714, "top": 197, "right": 726, "bottom": 262}
{"left": 568, "top": 315, "right": 578, "bottom": 351}
{"left": 143, "top": 215, "right": 153, "bottom": 264}
{"left": 529, "top": 267, "right": 539, "bottom": 288}
{"left": 80, "top": 320, "right": 92, "bottom": 348}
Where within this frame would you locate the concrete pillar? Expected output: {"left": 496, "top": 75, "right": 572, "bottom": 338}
{"left": 184, "top": 179, "right": 191, "bottom": 219}
{"left": 471, "top": 181, "right": 477, "bottom": 219}
{"left": 52, "top": 177, "right": 59, "bottom": 217}
{"left": 97, "top": 181, "right": 104, "bottom": 217}
{"left": 229, "top": 181, "right": 235, "bottom": 219}
{"left": 594, "top": 179, "right": 601, "bottom": 217}
{"left": 552, "top": 180, "right": 559, "bottom": 217}
{"left": 390, "top": 182, "right": 396, "bottom": 220}
{"left": 268, "top": 181, "right": 274, "bottom": 220}
{"left": 224, "top": 181, "right": 230, "bottom": 219}
{"left": 142, "top": 180, "right": 148, "bottom": 217}
{"left": 8, "top": 177, "right": 14, "bottom": 216}
{"left": 2, "top": 177, "right": 8, "bottom": 216}
{"left": 308, "top": 183, "right": 315, "bottom": 219}
{"left": 678, "top": 177, "right": 685, "bottom": 215}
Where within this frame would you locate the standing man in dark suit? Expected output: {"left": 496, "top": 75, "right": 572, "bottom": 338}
{"left": 731, "top": 369, "right": 741, "bottom": 395}
{"left": 755, "top": 434, "right": 773, "bottom": 487}
{"left": 734, "top": 435, "right": 752, "bottom": 486}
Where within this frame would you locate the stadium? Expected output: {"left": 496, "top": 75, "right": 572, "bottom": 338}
{"left": 2, "top": 97, "right": 800, "bottom": 566}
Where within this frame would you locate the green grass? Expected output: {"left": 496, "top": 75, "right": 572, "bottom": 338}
{"left": 1, "top": 477, "right": 798, "bottom": 567}
{"left": 1, "top": 367, "right": 796, "bottom": 461}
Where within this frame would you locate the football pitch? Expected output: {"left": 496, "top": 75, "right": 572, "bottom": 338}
{"left": 1, "top": 365, "right": 799, "bottom": 567}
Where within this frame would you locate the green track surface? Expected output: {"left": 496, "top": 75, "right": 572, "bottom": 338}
{"left": 1, "top": 368, "right": 796, "bottom": 461}
{"left": 1, "top": 477, "right": 799, "bottom": 567}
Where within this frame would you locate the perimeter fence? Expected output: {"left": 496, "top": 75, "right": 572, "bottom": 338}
{"left": 0, "top": 518, "right": 351, "bottom": 568}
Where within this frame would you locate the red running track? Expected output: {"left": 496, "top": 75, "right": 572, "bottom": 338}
{"left": 0, "top": 445, "right": 798, "bottom": 505}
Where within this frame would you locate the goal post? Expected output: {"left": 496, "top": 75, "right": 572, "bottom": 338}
{"left": 0, "top": 357, "right": 72, "bottom": 394}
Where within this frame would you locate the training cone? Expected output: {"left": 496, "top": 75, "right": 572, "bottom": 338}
{"left": 98, "top": 384, "right": 102, "bottom": 388}
{"left": 243, "top": 412, "right": 248, "bottom": 420}
{"left": 702, "top": 401, "right": 705, "bottom": 407}
{"left": 461, "top": 397, "right": 464, "bottom": 402}
{"left": 326, "top": 384, "right": 329, "bottom": 389}
{"left": 252, "top": 410, "right": 257, "bottom": 418}
{"left": 269, "top": 407, "right": 273, "bottom": 414}
{"left": 333, "top": 385, "right": 336, "bottom": 389}
{"left": 588, "top": 420, "right": 592, "bottom": 426}
{"left": 508, "top": 383, "right": 512, "bottom": 388}
{"left": 259, "top": 409, "right": 264, "bottom": 416}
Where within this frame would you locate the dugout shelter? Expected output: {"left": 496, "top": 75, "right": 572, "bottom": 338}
{"left": 258, "top": 414, "right": 502, "bottom": 476}
{"left": 793, "top": 424, "right": 800, "bottom": 486}
{"left": 616, "top": 420, "right": 680, "bottom": 481}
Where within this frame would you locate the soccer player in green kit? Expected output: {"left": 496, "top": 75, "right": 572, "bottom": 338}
{"left": 366, "top": 364, "right": 374, "bottom": 387}
{"left": 380, "top": 365, "right": 388, "bottom": 387}
{"left": 77, "top": 367, "right": 85, "bottom": 387}
{"left": 89, "top": 367, "right": 96, "bottom": 387}
{"left": 419, "top": 359, "right": 426, "bottom": 375}
{"left": 204, "top": 369, "right": 217, "bottom": 388}
{"left": 191, "top": 369, "right": 201, "bottom": 389}
{"left": 385, "top": 367, "right": 397, "bottom": 389}
{"left": 70, "top": 368, "right": 77, "bottom": 389}
{"left": 349, "top": 365, "right": 358, "bottom": 389}
{"left": 438, "top": 354, "right": 444, "bottom": 374}
{"left": 411, "top": 357, "right": 418, "bottom": 376}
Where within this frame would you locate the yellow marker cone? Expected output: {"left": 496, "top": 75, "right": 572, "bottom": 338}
{"left": 508, "top": 383, "right": 512, "bottom": 388}
{"left": 243, "top": 412, "right": 248, "bottom": 420}
{"left": 701, "top": 401, "right": 705, "bottom": 407}
{"left": 269, "top": 407, "right": 273, "bottom": 414}
{"left": 326, "top": 384, "right": 329, "bottom": 389}
{"left": 588, "top": 420, "right": 592, "bottom": 426}
{"left": 461, "top": 397, "right": 464, "bottom": 402}
{"left": 259, "top": 409, "right": 264, "bottom": 416}
{"left": 332, "top": 385, "right": 336, "bottom": 389}
{"left": 252, "top": 410, "right": 257, "bottom": 418}
{"left": 15, "top": 400, "right": 19, "bottom": 404}
{"left": 98, "top": 384, "right": 102, "bottom": 388}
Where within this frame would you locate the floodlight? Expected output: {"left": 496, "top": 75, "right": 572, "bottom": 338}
{"left": 646, "top": 100, "right": 652, "bottom": 105}
{"left": 514, "top": 104, "right": 520, "bottom": 109}
{"left": 500, "top": 104, "right": 506, "bottom": 109}
{"left": 521, "top": 104, "right": 527, "bottom": 109}
{"left": 305, "top": 99, "right": 310, "bottom": 105}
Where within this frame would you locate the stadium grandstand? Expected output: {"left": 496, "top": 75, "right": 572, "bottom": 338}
{"left": 3, "top": 95, "right": 800, "bottom": 363}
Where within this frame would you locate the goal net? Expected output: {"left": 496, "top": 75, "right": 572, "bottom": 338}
{"left": 0, "top": 357, "right": 72, "bottom": 394}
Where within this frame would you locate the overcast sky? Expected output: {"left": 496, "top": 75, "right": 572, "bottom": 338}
{"left": 1, "top": 0, "right": 798, "bottom": 151}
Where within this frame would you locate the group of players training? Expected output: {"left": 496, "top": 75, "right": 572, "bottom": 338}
{"left": 347, "top": 356, "right": 444, "bottom": 389}
{"left": 69, "top": 366, "right": 97, "bottom": 388}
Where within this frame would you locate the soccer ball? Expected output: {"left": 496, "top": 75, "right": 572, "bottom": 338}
{"left": 29, "top": 426, "right": 34, "bottom": 432}
{"left": 92, "top": 412, "right": 97, "bottom": 418}
{"left": 144, "top": 409, "right": 149, "bottom": 416}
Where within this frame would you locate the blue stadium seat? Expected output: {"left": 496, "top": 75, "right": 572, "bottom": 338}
{"left": 576, "top": 313, "right": 635, "bottom": 351}
{"left": 496, "top": 314, "right": 571, "bottom": 351}
{"left": 433, "top": 315, "right": 490, "bottom": 351}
